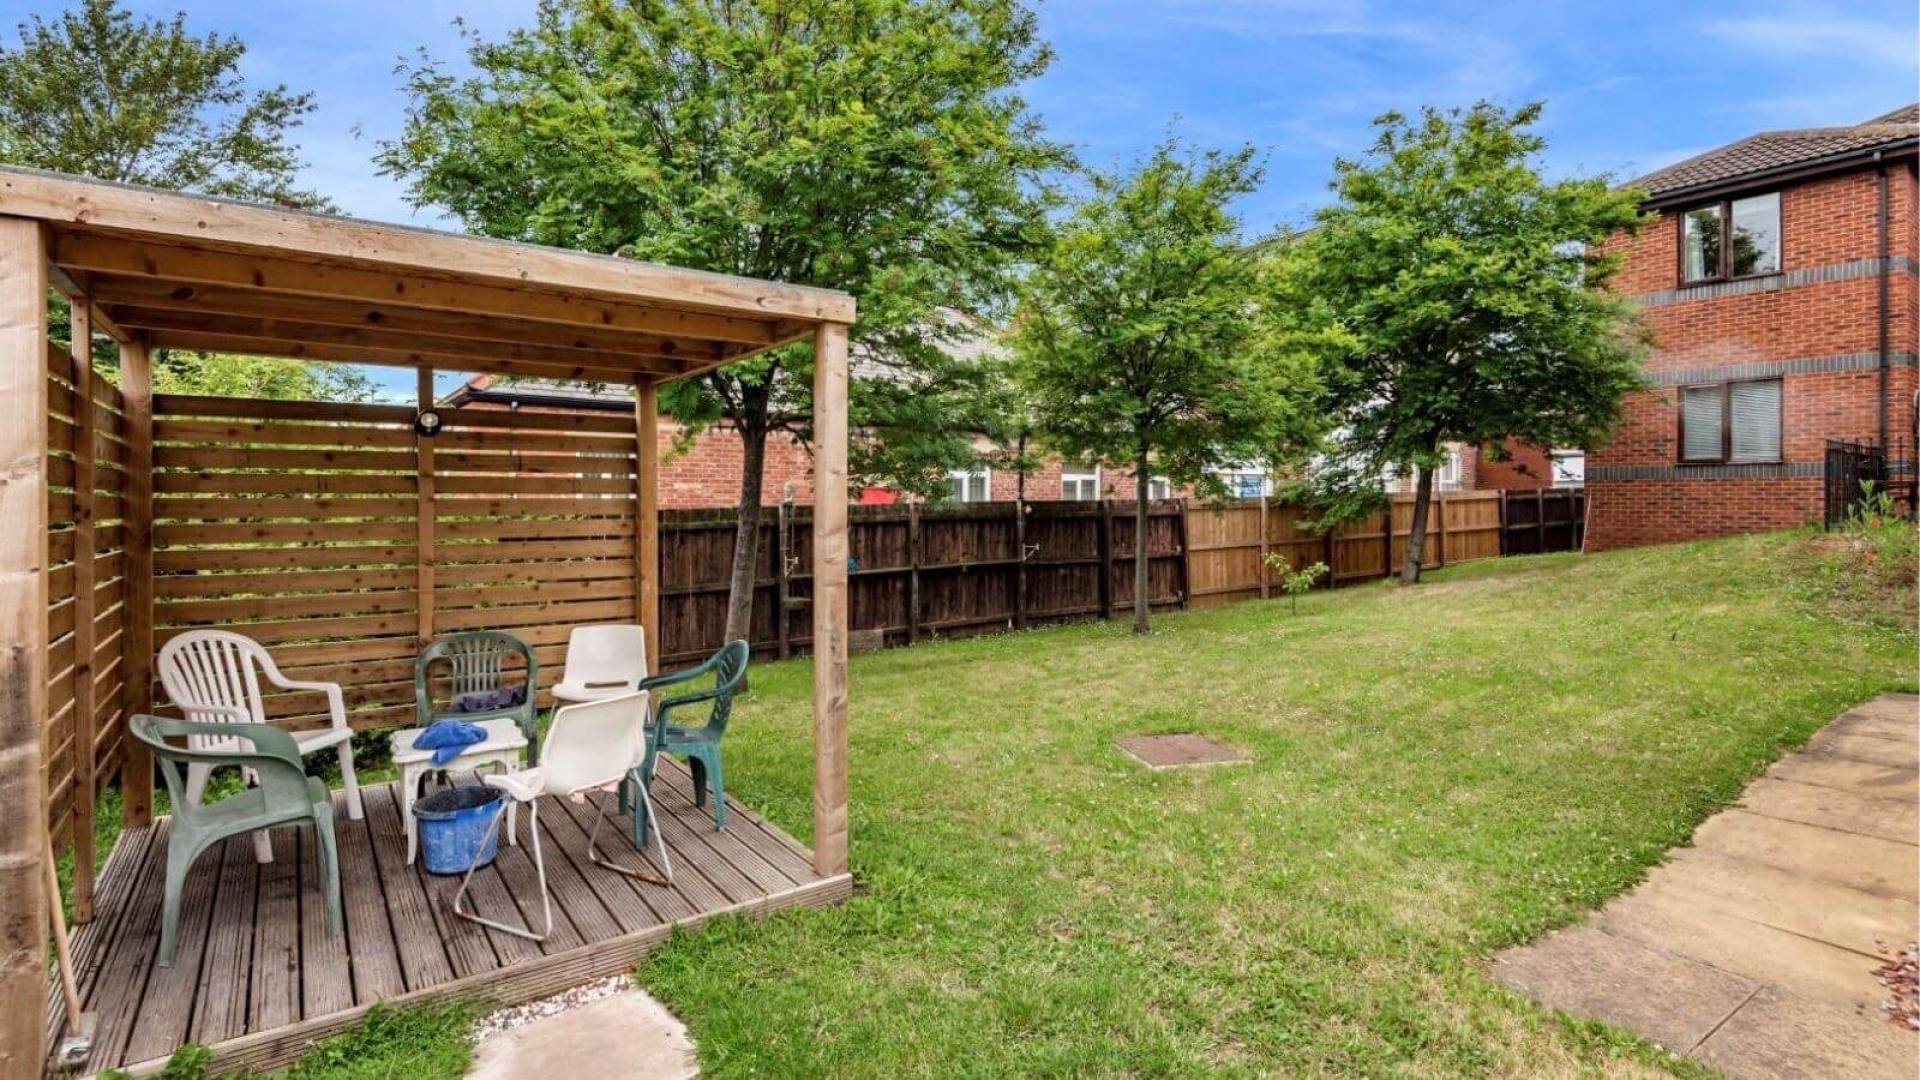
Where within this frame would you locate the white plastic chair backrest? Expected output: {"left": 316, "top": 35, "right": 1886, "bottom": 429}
{"left": 560, "top": 625, "right": 649, "bottom": 691}
{"left": 158, "top": 630, "right": 270, "bottom": 753}
{"left": 537, "top": 691, "right": 651, "bottom": 797}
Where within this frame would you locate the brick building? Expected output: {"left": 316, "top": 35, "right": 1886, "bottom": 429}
{"left": 444, "top": 375, "right": 1207, "bottom": 508}
{"left": 1584, "top": 104, "right": 1919, "bottom": 550}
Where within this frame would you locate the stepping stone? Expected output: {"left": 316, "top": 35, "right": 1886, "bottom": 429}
{"left": 1825, "top": 701, "right": 1917, "bottom": 747}
{"left": 1737, "top": 776, "right": 1919, "bottom": 845}
{"left": 1769, "top": 755, "right": 1919, "bottom": 803}
{"left": 1689, "top": 811, "right": 1918, "bottom": 901}
{"left": 468, "top": 990, "right": 697, "bottom": 1080}
{"left": 1693, "top": 984, "right": 1916, "bottom": 1080}
{"left": 1490, "top": 925, "right": 1755, "bottom": 1052}
{"left": 1804, "top": 729, "right": 1919, "bottom": 769}
{"left": 1658, "top": 848, "right": 1919, "bottom": 957}
{"left": 1114, "top": 733, "right": 1249, "bottom": 769}
{"left": 1598, "top": 879, "right": 1886, "bottom": 1012}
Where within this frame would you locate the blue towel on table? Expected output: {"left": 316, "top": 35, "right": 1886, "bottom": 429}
{"left": 415, "top": 719, "right": 487, "bottom": 766}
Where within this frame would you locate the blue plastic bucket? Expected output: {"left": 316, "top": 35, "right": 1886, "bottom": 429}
{"left": 414, "top": 784, "right": 505, "bottom": 875}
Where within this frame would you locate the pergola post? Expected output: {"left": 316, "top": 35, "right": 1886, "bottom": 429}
{"left": 119, "top": 339, "right": 154, "bottom": 828}
{"left": 0, "top": 215, "right": 50, "bottom": 1079}
{"left": 811, "top": 322, "right": 850, "bottom": 878}
{"left": 66, "top": 301, "right": 98, "bottom": 922}
{"left": 416, "top": 366, "right": 436, "bottom": 643}
{"left": 635, "top": 380, "right": 660, "bottom": 674}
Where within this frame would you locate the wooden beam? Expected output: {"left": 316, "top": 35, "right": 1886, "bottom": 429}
{"left": 416, "top": 368, "right": 435, "bottom": 645}
{"left": 52, "top": 234, "right": 785, "bottom": 345}
{"left": 104, "top": 306, "right": 721, "bottom": 372}
{"left": 66, "top": 300, "right": 98, "bottom": 923}
{"left": 140, "top": 329, "right": 651, "bottom": 386}
{"left": 0, "top": 215, "right": 49, "bottom": 1080}
{"left": 810, "top": 322, "right": 850, "bottom": 878}
{"left": 635, "top": 381, "right": 660, "bottom": 674}
{"left": 118, "top": 337, "right": 154, "bottom": 830}
{"left": 85, "top": 275, "right": 731, "bottom": 359}
{"left": 1, "top": 167, "right": 856, "bottom": 323}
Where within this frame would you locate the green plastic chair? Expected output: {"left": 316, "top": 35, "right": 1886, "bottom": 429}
{"left": 631, "top": 639, "right": 750, "bottom": 837}
{"left": 415, "top": 630, "right": 541, "bottom": 763}
{"left": 130, "top": 714, "right": 341, "bottom": 966}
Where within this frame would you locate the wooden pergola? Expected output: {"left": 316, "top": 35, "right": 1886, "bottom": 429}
{"left": 0, "top": 166, "right": 853, "bottom": 1076}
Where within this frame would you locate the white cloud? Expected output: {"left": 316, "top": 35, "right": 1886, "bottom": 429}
{"left": 1706, "top": 10, "right": 1920, "bottom": 70}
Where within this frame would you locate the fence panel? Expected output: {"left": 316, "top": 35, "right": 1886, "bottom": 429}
{"left": 1499, "top": 489, "right": 1585, "bottom": 555}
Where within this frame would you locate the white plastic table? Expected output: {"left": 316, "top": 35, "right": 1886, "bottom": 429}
{"left": 391, "top": 717, "right": 530, "bottom": 865}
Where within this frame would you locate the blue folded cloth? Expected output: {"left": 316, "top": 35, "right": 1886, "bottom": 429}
{"left": 415, "top": 719, "right": 488, "bottom": 765}
{"left": 452, "top": 685, "right": 526, "bottom": 713}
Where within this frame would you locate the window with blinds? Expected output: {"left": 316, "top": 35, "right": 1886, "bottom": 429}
{"left": 948, "top": 468, "right": 990, "bottom": 502}
{"left": 1728, "top": 379, "right": 1781, "bottom": 462}
{"left": 1679, "top": 378, "right": 1781, "bottom": 463}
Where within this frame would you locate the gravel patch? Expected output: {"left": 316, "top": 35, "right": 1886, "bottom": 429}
{"left": 471, "top": 975, "right": 635, "bottom": 1041}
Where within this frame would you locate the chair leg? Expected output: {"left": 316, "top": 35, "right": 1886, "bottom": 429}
{"left": 313, "top": 813, "right": 343, "bottom": 936}
{"left": 336, "top": 742, "right": 365, "bottom": 820}
{"left": 689, "top": 755, "right": 707, "bottom": 807}
{"left": 588, "top": 786, "right": 671, "bottom": 887}
{"left": 244, "top": 766, "right": 275, "bottom": 864}
{"left": 704, "top": 750, "right": 726, "bottom": 831}
{"left": 157, "top": 842, "right": 195, "bottom": 967}
{"left": 450, "top": 798, "right": 550, "bottom": 942}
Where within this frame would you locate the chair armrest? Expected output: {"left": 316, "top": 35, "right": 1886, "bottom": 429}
{"left": 131, "top": 715, "right": 307, "bottom": 771}
{"left": 271, "top": 677, "right": 349, "bottom": 728}
{"left": 638, "top": 657, "right": 717, "bottom": 693}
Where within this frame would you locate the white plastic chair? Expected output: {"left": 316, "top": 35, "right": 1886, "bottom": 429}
{"left": 451, "top": 690, "right": 671, "bottom": 941}
{"left": 158, "top": 630, "right": 364, "bottom": 863}
{"left": 552, "top": 624, "right": 650, "bottom": 705}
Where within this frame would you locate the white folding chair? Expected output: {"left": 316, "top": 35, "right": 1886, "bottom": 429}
{"left": 451, "top": 690, "right": 671, "bottom": 941}
{"left": 552, "top": 624, "right": 650, "bottom": 705}
{"left": 157, "top": 629, "right": 364, "bottom": 863}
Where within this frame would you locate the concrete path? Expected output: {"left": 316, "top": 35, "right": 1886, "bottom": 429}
{"left": 1494, "top": 693, "right": 1919, "bottom": 1079}
{"left": 468, "top": 989, "right": 698, "bottom": 1080}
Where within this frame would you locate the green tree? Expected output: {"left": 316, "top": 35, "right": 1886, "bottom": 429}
{"left": 1011, "top": 142, "right": 1320, "bottom": 634}
{"left": 1285, "top": 101, "right": 1648, "bottom": 583}
{"left": 379, "top": 0, "right": 1066, "bottom": 644}
{"left": 0, "top": 0, "right": 328, "bottom": 206}
{"left": 1, "top": 0, "right": 365, "bottom": 401}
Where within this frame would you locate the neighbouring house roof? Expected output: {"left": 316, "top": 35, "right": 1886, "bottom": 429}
{"left": 1628, "top": 104, "right": 1919, "bottom": 206}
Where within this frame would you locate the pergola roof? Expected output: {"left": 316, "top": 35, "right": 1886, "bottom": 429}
{"left": 0, "top": 165, "right": 855, "bottom": 383}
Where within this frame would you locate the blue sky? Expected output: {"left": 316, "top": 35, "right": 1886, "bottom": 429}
{"left": 28, "top": 0, "right": 1919, "bottom": 399}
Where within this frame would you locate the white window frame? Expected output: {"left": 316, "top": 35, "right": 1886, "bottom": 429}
{"left": 1060, "top": 465, "right": 1100, "bottom": 502}
{"left": 947, "top": 467, "right": 991, "bottom": 503}
{"left": 1146, "top": 476, "right": 1172, "bottom": 500}
{"left": 1215, "top": 468, "right": 1271, "bottom": 499}
{"left": 1435, "top": 447, "right": 1462, "bottom": 491}
{"left": 1548, "top": 449, "right": 1585, "bottom": 487}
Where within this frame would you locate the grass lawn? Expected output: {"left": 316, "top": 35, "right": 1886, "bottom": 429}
{"left": 154, "top": 532, "right": 1914, "bottom": 1078}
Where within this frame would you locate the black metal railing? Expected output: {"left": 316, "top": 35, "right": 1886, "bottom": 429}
{"left": 1823, "top": 438, "right": 1911, "bottom": 528}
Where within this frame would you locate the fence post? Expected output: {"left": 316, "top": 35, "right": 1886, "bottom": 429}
{"left": 905, "top": 501, "right": 921, "bottom": 644}
{"left": 1322, "top": 520, "right": 1336, "bottom": 589}
{"left": 1537, "top": 489, "right": 1547, "bottom": 554}
{"left": 1383, "top": 504, "right": 1393, "bottom": 580}
{"left": 1095, "top": 499, "right": 1113, "bottom": 619}
{"left": 1435, "top": 492, "right": 1447, "bottom": 568}
{"left": 1497, "top": 491, "right": 1508, "bottom": 556}
{"left": 1173, "top": 499, "right": 1192, "bottom": 610}
{"left": 1013, "top": 496, "right": 1028, "bottom": 630}
{"left": 775, "top": 502, "right": 793, "bottom": 659}
{"left": 1257, "top": 496, "right": 1270, "bottom": 599}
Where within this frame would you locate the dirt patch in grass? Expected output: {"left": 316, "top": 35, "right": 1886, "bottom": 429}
{"left": 1778, "top": 525, "right": 1918, "bottom": 631}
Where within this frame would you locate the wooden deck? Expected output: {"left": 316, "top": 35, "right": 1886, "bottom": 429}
{"left": 48, "top": 760, "right": 851, "bottom": 1078}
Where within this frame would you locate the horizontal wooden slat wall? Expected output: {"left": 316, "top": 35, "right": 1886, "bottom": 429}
{"left": 431, "top": 406, "right": 639, "bottom": 708}
{"left": 43, "top": 341, "right": 132, "bottom": 859}
{"left": 152, "top": 395, "right": 422, "bottom": 731}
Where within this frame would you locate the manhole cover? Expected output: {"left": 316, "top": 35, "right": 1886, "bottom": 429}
{"left": 1115, "top": 733, "right": 1249, "bottom": 769}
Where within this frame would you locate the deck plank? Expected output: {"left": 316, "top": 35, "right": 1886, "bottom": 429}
{"left": 78, "top": 817, "right": 171, "bottom": 1074}
{"left": 334, "top": 790, "right": 406, "bottom": 1004}
{"left": 189, "top": 837, "right": 260, "bottom": 1047}
{"left": 47, "top": 822, "right": 153, "bottom": 1050}
{"left": 52, "top": 773, "right": 840, "bottom": 1078}
{"left": 122, "top": 827, "right": 223, "bottom": 1064}
{"left": 362, "top": 783, "right": 459, "bottom": 990}
{"left": 299, "top": 818, "right": 354, "bottom": 1020}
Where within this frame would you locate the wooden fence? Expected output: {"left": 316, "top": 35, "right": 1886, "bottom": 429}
{"left": 658, "top": 500, "right": 1189, "bottom": 666}
{"left": 1499, "top": 489, "right": 1586, "bottom": 555}
{"left": 1186, "top": 492, "right": 1505, "bottom": 607}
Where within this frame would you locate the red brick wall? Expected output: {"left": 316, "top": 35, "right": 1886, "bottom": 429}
{"left": 1587, "top": 161, "right": 1919, "bottom": 550}
{"left": 1477, "top": 440, "right": 1554, "bottom": 489}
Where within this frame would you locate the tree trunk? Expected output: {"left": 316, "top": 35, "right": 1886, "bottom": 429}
{"left": 723, "top": 422, "right": 770, "bottom": 647}
{"left": 1133, "top": 454, "right": 1152, "bottom": 635}
{"left": 1400, "top": 460, "right": 1436, "bottom": 584}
